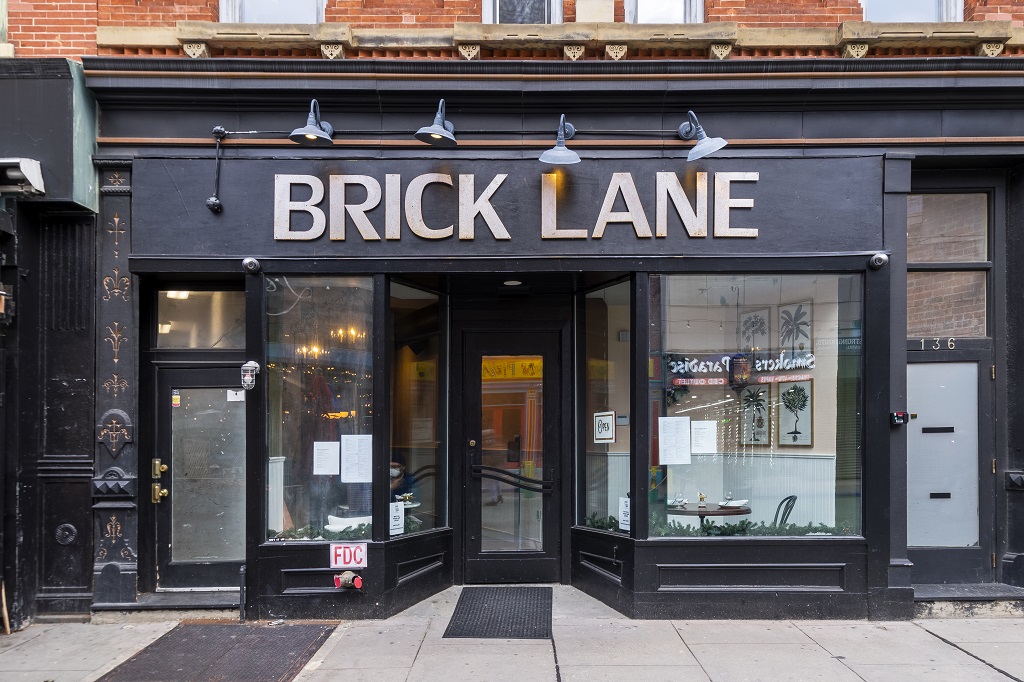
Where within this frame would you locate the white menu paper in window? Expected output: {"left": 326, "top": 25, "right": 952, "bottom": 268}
{"left": 690, "top": 420, "right": 718, "bottom": 454}
{"left": 340, "top": 434, "right": 373, "bottom": 483}
{"left": 312, "top": 441, "right": 340, "bottom": 476}
{"left": 390, "top": 502, "right": 405, "bottom": 536}
{"left": 658, "top": 416, "right": 691, "bottom": 465}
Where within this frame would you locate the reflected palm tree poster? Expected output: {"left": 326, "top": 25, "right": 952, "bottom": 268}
{"left": 778, "top": 379, "right": 813, "bottom": 446}
{"left": 778, "top": 301, "right": 813, "bottom": 356}
{"left": 740, "top": 385, "right": 769, "bottom": 445}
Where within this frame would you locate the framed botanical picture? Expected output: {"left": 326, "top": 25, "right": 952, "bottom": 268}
{"left": 739, "top": 385, "right": 770, "bottom": 445}
{"left": 777, "top": 379, "right": 813, "bottom": 447}
{"left": 778, "top": 301, "right": 813, "bottom": 356}
{"left": 739, "top": 308, "right": 770, "bottom": 361}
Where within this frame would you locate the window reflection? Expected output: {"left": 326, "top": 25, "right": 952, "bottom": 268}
{"left": 266, "top": 276, "right": 373, "bottom": 541}
{"left": 582, "top": 281, "right": 632, "bottom": 533}
{"left": 390, "top": 283, "right": 444, "bottom": 536}
{"left": 648, "top": 274, "right": 863, "bottom": 538}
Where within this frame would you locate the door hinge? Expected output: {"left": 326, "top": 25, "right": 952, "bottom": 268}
{"left": 993, "top": 553, "right": 997, "bottom": 569}
{"left": 992, "top": 365, "right": 996, "bottom": 380}
{"left": 993, "top": 459, "right": 997, "bottom": 475}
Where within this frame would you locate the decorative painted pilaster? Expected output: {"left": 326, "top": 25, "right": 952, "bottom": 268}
{"left": 91, "top": 160, "right": 138, "bottom": 605}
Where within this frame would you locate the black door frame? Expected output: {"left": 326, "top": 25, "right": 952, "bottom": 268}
{"left": 451, "top": 294, "right": 573, "bottom": 585}
{"left": 153, "top": 365, "right": 248, "bottom": 589}
{"left": 906, "top": 173, "right": 1005, "bottom": 584}
{"left": 462, "top": 329, "right": 561, "bottom": 582}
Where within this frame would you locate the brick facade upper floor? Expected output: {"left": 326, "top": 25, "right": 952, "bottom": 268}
{"left": 3, "top": 0, "right": 1024, "bottom": 60}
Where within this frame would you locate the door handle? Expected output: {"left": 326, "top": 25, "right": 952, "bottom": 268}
{"left": 151, "top": 483, "right": 169, "bottom": 504}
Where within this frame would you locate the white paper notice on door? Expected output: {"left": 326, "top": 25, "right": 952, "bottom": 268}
{"left": 690, "top": 420, "right": 718, "bottom": 454}
{"left": 312, "top": 441, "right": 340, "bottom": 476}
{"left": 340, "top": 434, "right": 373, "bottom": 483}
{"left": 658, "top": 416, "right": 691, "bottom": 464}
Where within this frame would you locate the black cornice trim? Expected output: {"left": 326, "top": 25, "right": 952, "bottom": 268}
{"left": 81, "top": 55, "right": 1024, "bottom": 77}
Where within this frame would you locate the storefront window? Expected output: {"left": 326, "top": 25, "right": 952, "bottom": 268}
{"left": 648, "top": 274, "right": 863, "bottom": 538}
{"left": 582, "top": 280, "right": 632, "bottom": 533}
{"left": 390, "top": 283, "right": 445, "bottom": 535}
{"left": 265, "top": 276, "right": 374, "bottom": 541}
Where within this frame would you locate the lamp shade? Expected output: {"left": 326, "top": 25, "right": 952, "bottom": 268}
{"left": 539, "top": 114, "right": 580, "bottom": 165}
{"left": 677, "top": 110, "right": 727, "bottom": 161}
{"left": 290, "top": 99, "right": 335, "bottom": 147}
{"left": 415, "top": 99, "right": 457, "bottom": 147}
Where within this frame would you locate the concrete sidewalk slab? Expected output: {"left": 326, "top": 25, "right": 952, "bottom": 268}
{"left": 0, "top": 621, "right": 177, "bottom": 682}
{"left": 3, "top": 585, "right": 1024, "bottom": 681}
{"left": 688, "top": 642, "right": 864, "bottom": 681}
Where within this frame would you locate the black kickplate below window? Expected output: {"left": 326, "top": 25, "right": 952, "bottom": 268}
{"left": 443, "top": 586, "right": 552, "bottom": 639}
{"left": 99, "top": 622, "right": 334, "bottom": 682}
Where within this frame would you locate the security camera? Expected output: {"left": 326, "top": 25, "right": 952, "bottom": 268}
{"left": 869, "top": 253, "right": 889, "bottom": 270}
{"left": 0, "top": 158, "right": 45, "bottom": 196}
{"left": 242, "top": 257, "right": 261, "bottom": 273}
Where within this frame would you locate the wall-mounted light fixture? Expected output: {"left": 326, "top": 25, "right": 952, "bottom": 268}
{"left": 677, "top": 111, "right": 728, "bottom": 162}
{"left": 289, "top": 99, "right": 334, "bottom": 147}
{"left": 414, "top": 99, "right": 457, "bottom": 147}
{"left": 539, "top": 115, "right": 580, "bottom": 165}
{"left": 0, "top": 158, "right": 45, "bottom": 196}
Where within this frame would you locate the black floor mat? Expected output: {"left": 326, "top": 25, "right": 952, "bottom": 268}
{"left": 443, "top": 586, "right": 552, "bottom": 639}
{"left": 99, "top": 622, "right": 334, "bottom": 682}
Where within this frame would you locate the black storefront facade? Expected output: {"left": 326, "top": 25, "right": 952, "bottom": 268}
{"left": 7, "top": 55, "right": 1024, "bottom": 625}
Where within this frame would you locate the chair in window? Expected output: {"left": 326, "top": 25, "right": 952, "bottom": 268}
{"left": 773, "top": 495, "right": 797, "bottom": 526}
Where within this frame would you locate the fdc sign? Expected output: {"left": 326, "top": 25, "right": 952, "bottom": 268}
{"left": 330, "top": 543, "right": 368, "bottom": 569}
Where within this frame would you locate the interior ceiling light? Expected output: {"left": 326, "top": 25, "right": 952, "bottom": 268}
{"left": 414, "top": 98, "right": 457, "bottom": 147}
{"left": 289, "top": 99, "right": 335, "bottom": 147}
{"left": 503, "top": 280, "right": 523, "bottom": 287}
{"left": 539, "top": 114, "right": 580, "bottom": 165}
{"left": 677, "top": 110, "right": 728, "bottom": 162}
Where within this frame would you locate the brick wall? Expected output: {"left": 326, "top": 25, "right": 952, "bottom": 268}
{"left": 8, "top": 1, "right": 99, "bottom": 57}
{"left": 98, "top": 0, "right": 218, "bottom": 27}
{"left": 706, "top": 0, "right": 863, "bottom": 27}
{"left": 326, "top": 0, "right": 481, "bottom": 28}
{"left": 965, "top": 0, "right": 1024, "bottom": 25}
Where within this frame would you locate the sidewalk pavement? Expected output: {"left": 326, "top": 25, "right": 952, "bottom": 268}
{"left": 1, "top": 586, "right": 1023, "bottom": 681}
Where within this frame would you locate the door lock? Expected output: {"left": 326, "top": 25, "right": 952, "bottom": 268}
{"left": 152, "top": 459, "right": 168, "bottom": 479}
{"left": 151, "top": 483, "right": 169, "bottom": 504}
{"left": 469, "top": 439, "right": 476, "bottom": 447}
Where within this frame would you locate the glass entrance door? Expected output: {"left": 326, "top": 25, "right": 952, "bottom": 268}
{"left": 463, "top": 331, "right": 561, "bottom": 583}
{"left": 154, "top": 368, "right": 247, "bottom": 589}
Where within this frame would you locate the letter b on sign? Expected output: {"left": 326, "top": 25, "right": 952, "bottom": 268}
{"left": 330, "top": 542, "right": 368, "bottom": 569}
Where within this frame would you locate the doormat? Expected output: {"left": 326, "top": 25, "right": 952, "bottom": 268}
{"left": 443, "top": 586, "right": 552, "bottom": 639}
{"left": 98, "top": 622, "right": 334, "bottom": 682}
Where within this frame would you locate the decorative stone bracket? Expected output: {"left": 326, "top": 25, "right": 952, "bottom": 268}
{"left": 90, "top": 20, "right": 1020, "bottom": 61}
{"left": 838, "top": 20, "right": 1011, "bottom": 58}
{"left": 453, "top": 21, "right": 738, "bottom": 59}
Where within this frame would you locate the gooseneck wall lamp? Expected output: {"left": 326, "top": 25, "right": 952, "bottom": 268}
{"left": 289, "top": 99, "right": 335, "bottom": 147}
{"left": 206, "top": 100, "right": 729, "bottom": 212}
{"left": 538, "top": 115, "right": 580, "bottom": 165}
{"left": 677, "top": 110, "right": 728, "bottom": 162}
{"left": 414, "top": 99, "right": 457, "bottom": 147}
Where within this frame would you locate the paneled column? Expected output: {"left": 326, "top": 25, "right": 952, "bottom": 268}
{"left": 91, "top": 160, "right": 138, "bottom": 605}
